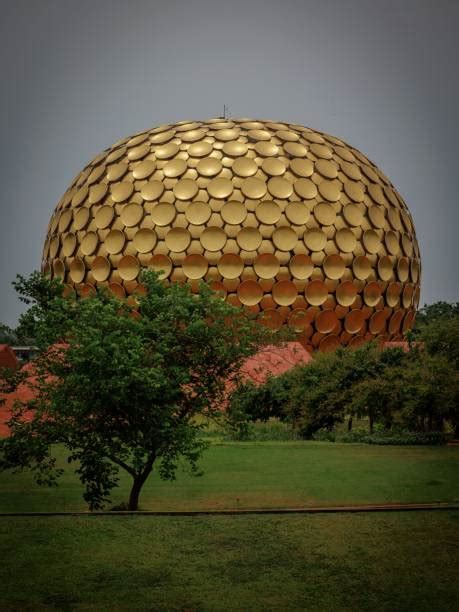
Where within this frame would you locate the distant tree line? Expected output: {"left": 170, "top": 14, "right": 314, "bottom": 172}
{"left": 228, "top": 301, "right": 459, "bottom": 442}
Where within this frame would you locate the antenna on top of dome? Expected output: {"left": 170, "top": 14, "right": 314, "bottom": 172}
{"left": 220, "top": 104, "right": 229, "bottom": 119}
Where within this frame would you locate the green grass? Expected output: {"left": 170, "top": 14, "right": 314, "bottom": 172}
{"left": 1, "top": 442, "right": 458, "bottom": 512}
{"left": 0, "top": 512, "right": 458, "bottom": 611}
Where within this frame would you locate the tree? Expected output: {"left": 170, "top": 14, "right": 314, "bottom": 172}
{"left": 0, "top": 271, "right": 270, "bottom": 510}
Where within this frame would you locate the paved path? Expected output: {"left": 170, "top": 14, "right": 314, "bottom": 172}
{"left": 1, "top": 502, "right": 458, "bottom": 517}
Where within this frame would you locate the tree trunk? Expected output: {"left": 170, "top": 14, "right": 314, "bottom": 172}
{"left": 369, "top": 414, "right": 374, "bottom": 434}
{"left": 127, "top": 455, "right": 155, "bottom": 510}
{"left": 347, "top": 417, "right": 353, "bottom": 432}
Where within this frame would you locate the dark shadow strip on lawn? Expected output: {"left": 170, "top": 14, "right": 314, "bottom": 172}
{"left": 1, "top": 503, "right": 458, "bottom": 516}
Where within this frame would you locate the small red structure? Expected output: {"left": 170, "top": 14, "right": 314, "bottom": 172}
{"left": 0, "top": 345, "right": 19, "bottom": 371}
{"left": 240, "top": 341, "right": 313, "bottom": 385}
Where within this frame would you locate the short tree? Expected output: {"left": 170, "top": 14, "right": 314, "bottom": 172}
{"left": 0, "top": 271, "right": 270, "bottom": 510}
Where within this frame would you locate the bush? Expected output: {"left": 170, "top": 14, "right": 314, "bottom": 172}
{"left": 313, "top": 429, "right": 449, "bottom": 446}
{"left": 224, "top": 418, "right": 299, "bottom": 442}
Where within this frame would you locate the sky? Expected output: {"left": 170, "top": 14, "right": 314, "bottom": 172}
{"left": 1, "top": 0, "right": 458, "bottom": 328}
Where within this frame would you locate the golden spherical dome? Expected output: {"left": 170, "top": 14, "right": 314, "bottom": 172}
{"left": 42, "top": 118, "right": 421, "bottom": 351}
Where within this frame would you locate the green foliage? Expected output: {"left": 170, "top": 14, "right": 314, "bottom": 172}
{"left": 224, "top": 418, "right": 299, "bottom": 441}
{"left": 0, "top": 323, "right": 18, "bottom": 345}
{"left": 333, "top": 430, "right": 448, "bottom": 445}
{"left": 0, "top": 270, "right": 270, "bottom": 510}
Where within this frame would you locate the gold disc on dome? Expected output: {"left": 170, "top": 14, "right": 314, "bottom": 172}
{"left": 92, "top": 256, "right": 111, "bottom": 282}
{"left": 188, "top": 141, "right": 213, "bottom": 157}
{"left": 294, "top": 178, "right": 317, "bottom": 199}
{"left": 163, "top": 159, "right": 188, "bottom": 178}
{"left": 368, "top": 205, "right": 386, "bottom": 229}
{"left": 111, "top": 182, "right": 134, "bottom": 203}
{"left": 262, "top": 158, "right": 286, "bottom": 177}
{"left": 305, "top": 280, "right": 328, "bottom": 306}
{"left": 132, "top": 160, "right": 156, "bottom": 180}
{"left": 58, "top": 209, "right": 72, "bottom": 232}
{"left": 221, "top": 201, "right": 247, "bottom": 225}
{"left": 304, "top": 228, "right": 326, "bottom": 252}
{"left": 254, "top": 141, "right": 278, "bottom": 157}
{"left": 151, "top": 202, "right": 176, "bottom": 226}
{"left": 174, "top": 179, "right": 199, "bottom": 200}
{"left": 108, "top": 281, "right": 126, "bottom": 299}
{"left": 343, "top": 180, "right": 364, "bottom": 202}
{"left": 196, "top": 157, "right": 223, "bottom": 177}
{"left": 133, "top": 228, "right": 157, "bottom": 253}
{"left": 369, "top": 311, "right": 387, "bottom": 335}
{"left": 260, "top": 309, "right": 283, "bottom": 330}
{"left": 318, "top": 180, "right": 341, "bottom": 202}
{"left": 289, "top": 254, "right": 313, "bottom": 280}
{"left": 53, "top": 259, "right": 65, "bottom": 279}
{"left": 214, "top": 128, "right": 240, "bottom": 142}
{"left": 95, "top": 205, "right": 115, "bottom": 229}
{"left": 378, "top": 256, "right": 393, "bottom": 281}
{"left": 315, "top": 159, "right": 338, "bottom": 179}
{"left": 314, "top": 202, "right": 336, "bottom": 226}
{"left": 335, "top": 228, "right": 356, "bottom": 253}
{"left": 237, "top": 280, "right": 263, "bottom": 306}
{"left": 165, "top": 227, "right": 191, "bottom": 252}
{"left": 388, "top": 208, "right": 402, "bottom": 231}
{"left": 353, "top": 255, "right": 371, "bottom": 280}
{"left": 218, "top": 253, "right": 244, "bottom": 279}
{"left": 181, "top": 129, "right": 205, "bottom": 142}
{"left": 207, "top": 177, "right": 233, "bottom": 199}
{"left": 276, "top": 130, "right": 299, "bottom": 142}
{"left": 402, "top": 233, "right": 414, "bottom": 257}
{"left": 254, "top": 253, "right": 280, "bottom": 279}
{"left": 316, "top": 309, "right": 339, "bottom": 334}
{"left": 385, "top": 230, "right": 400, "bottom": 255}
{"left": 247, "top": 129, "right": 272, "bottom": 141}
{"left": 389, "top": 311, "right": 404, "bottom": 335}
{"left": 288, "top": 308, "right": 311, "bottom": 331}
{"left": 411, "top": 259, "right": 420, "bottom": 282}
{"left": 285, "top": 201, "right": 310, "bottom": 225}
{"left": 118, "top": 255, "right": 140, "bottom": 281}
{"left": 323, "top": 254, "right": 345, "bottom": 280}
{"left": 106, "top": 162, "right": 128, "bottom": 182}
{"left": 222, "top": 141, "right": 248, "bottom": 156}
{"left": 268, "top": 177, "right": 293, "bottom": 199}
{"left": 237, "top": 227, "right": 262, "bottom": 251}
{"left": 150, "top": 130, "right": 174, "bottom": 144}
{"left": 121, "top": 203, "right": 143, "bottom": 227}
{"left": 185, "top": 201, "right": 212, "bottom": 225}
{"left": 232, "top": 157, "right": 258, "bottom": 177}
{"left": 73, "top": 207, "right": 91, "bottom": 230}
{"left": 200, "top": 227, "right": 227, "bottom": 252}
{"left": 62, "top": 233, "right": 77, "bottom": 256}
{"left": 155, "top": 142, "right": 179, "bottom": 160}
{"left": 241, "top": 177, "right": 267, "bottom": 199}
{"left": 140, "top": 181, "right": 164, "bottom": 201}
{"left": 397, "top": 257, "right": 409, "bottom": 282}
{"left": 89, "top": 183, "right": 108, "bottom": 204}
{"left": 363, "top": 229, "right": 381, "bottom": 254}
{"left": 81, "top": 232, "right": 99, "bottom": 256}
{"left": 128, "top": 144, "right": 149, "bottom": 161}
{"left": 273, "top": 280, "right": 297, "bottom": 306}
{"left": 290, "top": 158, "right": 314, "bottom": 177}
{"left": 283, "top": 141, "right": 307, "bottom": 157}
{"left": 183, "top": 254, "right": 208, "bottom": 279}
{"left": 272, "top": 226, "right": 298, "bottom": 251}
{"left": 403, "top": 284, "right": 414, "bottom": 308}
{"left": 69, "top": 257, "right": 85, "bottom": 283}
{"left": 106, "top": 229, "right": 126, "bottom": 254}
{"left": 340, "top": 161, "right": 361, "bottom": 181}
{"left": 336, "top": 281, "right": 357, "bottom": 307}
{"left": 364, "top": 281, "right": 382, "bottom": 307}
{"left": 345, "top": 309, "right": 365, "bottom": 334}
{"left": 387, "top": 282, "right": 402, "bottom": 307}
{"left": 342, "top": 203, "right": 363, "bottom": 227}
{"left": 255, "top": 201, "right": 281, "bottom": 224}
{"left": 310, "top": 143, "right": 333, "bottom": 159}
{"left": 148, "top": 254, "right": 173, "bottom": 279}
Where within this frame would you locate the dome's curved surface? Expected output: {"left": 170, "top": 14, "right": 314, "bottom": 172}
{"left": 42, "top": 118, "right": 421, "bottom": 351}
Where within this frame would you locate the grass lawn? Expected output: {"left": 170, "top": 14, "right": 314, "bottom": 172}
{"left": 0, "top": 442, "right": 458, "bottom": 511}
{"left": 1, "top": 512, "right": 458, "bottom": 611}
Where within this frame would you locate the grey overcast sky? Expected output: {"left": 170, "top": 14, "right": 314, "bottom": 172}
{"left": 1, "top": 0, "right": 458, "bottom": 327}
